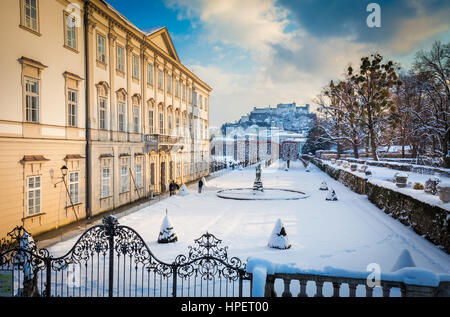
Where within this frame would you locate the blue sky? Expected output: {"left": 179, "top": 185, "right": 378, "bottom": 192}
{"left": 106, "top": 0, "right": 450, "bottom": 128}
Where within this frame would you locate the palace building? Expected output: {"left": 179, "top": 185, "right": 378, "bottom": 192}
{"left": 0, "top": 0, "right": 212, "bottom": 238}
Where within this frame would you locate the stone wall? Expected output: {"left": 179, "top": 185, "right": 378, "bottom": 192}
{"left": 305, "top": 156, "right": 450, "bottom": 253}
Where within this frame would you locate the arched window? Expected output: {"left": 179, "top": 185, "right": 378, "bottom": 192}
{"left": 132, "top": 94, "right": 141, "bottom": 134}
{"left": 158, "top": 103, "right": 164, "bottom": 135}
{"left": 116, "top": 88, "right": 127, "bottom": 132}
{"left": 167, "top": 107, "right": 173, "bottom": 135}
{"left": 182, "top": 111, "right": 187, "bottom": 135}
{"left": 148, "top": 99, "right": 155, "bottom": 134}
{"left": 133, "top": 106, "right": 140, "bottom": 133}
{"left": 159, "top": 112, "right": 164, "bottom": 135}
{"left": 175, "top": 110, "right": 180, "bottom": 136}
{"left": 96, "top": 81, "right": 109, "bottom": 130}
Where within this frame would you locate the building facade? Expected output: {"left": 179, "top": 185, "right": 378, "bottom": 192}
{"left": 210, "top": 126, "right": 280, "bottom": 167}
{"left": 0, "top": 0, "right": 211, "bottom": 238}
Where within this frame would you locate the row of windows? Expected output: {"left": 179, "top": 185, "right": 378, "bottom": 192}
{"left": 101, "top": 160, "right": 209, "bottom": 198}
{"left": 101, "top": 163, "right": 143, "bottom": 198}
{"left": 27, "top": 172, "right": 79, "bottom": 216}
{"left": 99, "top": 100, "right": 208, "bottom": 138}
{"left": 95, "top": 33, "right": 208, "bottom": 108}
{"left": 21, "top": 0, "right": 79, "bottom": 51}
{"left": 25, "top": 77, "right": 78, "bottom": 126}
{"left": 19, "top": 0, "right": 208, "bottom": 129}
{"left": 19, "top": 0, "right": 208, "bottom": 111}
{"left": 23, "top": 72, "right": 207, "bottom": 131}
{"left": 26, "top": 161, "right": 207, "bottom": 216}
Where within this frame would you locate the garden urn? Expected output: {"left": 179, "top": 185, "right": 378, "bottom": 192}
{"left": 437, "top": 183, "right": 450, "bottom": 203}
{"left": 395, "top": 173, "right": 408, "bottom": 188}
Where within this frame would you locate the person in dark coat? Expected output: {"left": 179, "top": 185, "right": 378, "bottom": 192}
{"left": 169, "top": 180, "right": 179, "bottom": 196}
{"left": 198, "top": 179, "right": 204, "bottom": 193}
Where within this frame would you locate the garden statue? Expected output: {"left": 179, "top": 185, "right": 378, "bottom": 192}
{"left": 253, "top": 163, "right": 264, "bottom": 193}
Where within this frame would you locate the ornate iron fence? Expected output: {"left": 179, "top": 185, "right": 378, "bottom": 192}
{"left": 0, "top": 216, "right": 251, "bottom": 297}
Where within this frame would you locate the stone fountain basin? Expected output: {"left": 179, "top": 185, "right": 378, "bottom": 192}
{"left": 216, "top": 188, "right": 310, "bottom": 200}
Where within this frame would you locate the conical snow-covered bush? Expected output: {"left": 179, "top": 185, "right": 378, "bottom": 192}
{"left": 319, "top": 181, "right": 328, "bottom": 191}
{"left": 202, "top": 177, "right": 207, "bottom": 187}
{"left": 157, "top": 211, "right": 178, "bottom": 244}
{"left": 391, "top": 249, "right": 416, "bottom": 271}
{"left": 326, "top": 189, "right": 338, "bottom": 201}
{"left": 268, "top": 219, "right": 291, "bottom": 250}
{"left": 178, "top": 183, "right": 190, "bottom": 196}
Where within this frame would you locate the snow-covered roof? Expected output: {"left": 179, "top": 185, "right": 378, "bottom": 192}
{"left": 101, "top": 1, "right": 158, "bottom": 36}
{"left": 142, "top": 26, "right": 165, "bottom": 36}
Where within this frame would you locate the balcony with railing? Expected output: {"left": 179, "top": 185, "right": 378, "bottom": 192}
{"left": 144, "top": 133, "right": 183, "bottom": 152}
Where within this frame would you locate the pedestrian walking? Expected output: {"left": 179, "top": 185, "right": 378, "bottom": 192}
{"left": 169, "top": 180, "right": 179, "bottom": 196}
{"left": 198, "top": 179, "right": 204, "bottom": 193}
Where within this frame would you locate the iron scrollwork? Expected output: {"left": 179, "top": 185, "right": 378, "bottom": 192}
{"left": 1, "top": 216, "right": 250, "bottom": 297}
{"left": 174, "top": 232, "right": 248, "bottom": 282}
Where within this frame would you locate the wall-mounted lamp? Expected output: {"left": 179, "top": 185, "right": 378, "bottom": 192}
{"left": 60, "top": 165, "right": 68, "bottom": 178}
{"left": 54, "top": 165, "right": 80, "bottom": 226}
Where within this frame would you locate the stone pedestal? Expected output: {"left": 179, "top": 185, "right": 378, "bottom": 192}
{"left": 253, "top": 180, "right": 264, "bottom": 192}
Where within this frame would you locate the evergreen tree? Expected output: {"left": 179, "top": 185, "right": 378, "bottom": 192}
{"left": 348, "top": 54, "right": 402, "bottom": 161}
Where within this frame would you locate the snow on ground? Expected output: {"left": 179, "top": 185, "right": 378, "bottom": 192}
{"left": 49, "top": 160, "right": 450, "bottom": 279}
{"left": 322, "top": 160, "right": 450, "bottom": 211}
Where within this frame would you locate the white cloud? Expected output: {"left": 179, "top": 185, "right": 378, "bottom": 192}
{"left": 165, "top": 0, "right": 412, "bottom": 127}
{"left": 166, "top": 0, "right": 291, "bottom": 52}
{"left": 387, "top": 11, "right": 450, "bottom": 54}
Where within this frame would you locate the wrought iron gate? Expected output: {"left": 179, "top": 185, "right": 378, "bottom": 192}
{"left": 0, "top": 215, "right": 251, "bottom": 297}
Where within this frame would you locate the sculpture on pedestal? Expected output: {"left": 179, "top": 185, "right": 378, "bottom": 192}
{"left": 253, "top": 163, "right": 264, "bottom": 193}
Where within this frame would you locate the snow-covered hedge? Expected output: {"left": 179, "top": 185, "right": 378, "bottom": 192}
{"left": 344, "top": 158, "right": 450, "bottom": 178}
{"left": 305, "top": 156, "right": 450, "bottom": 253}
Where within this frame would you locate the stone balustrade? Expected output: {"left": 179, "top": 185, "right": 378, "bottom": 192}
{"left": 263, "top": 272, "right": 449, "bottom": 297}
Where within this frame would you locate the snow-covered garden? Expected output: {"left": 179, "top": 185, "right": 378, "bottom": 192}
{"left": 48, "top": 160, "right": 450, "bottom": 296}
{"left": 320, "top": 159, "right": 450, "bottom": 211}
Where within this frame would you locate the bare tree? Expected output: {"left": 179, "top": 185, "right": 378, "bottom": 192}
{"left": 316, "top": 79, "right": 364, "bottom": 158}
{"left": 412, "top": 41, "right": 450, "bottom": 167}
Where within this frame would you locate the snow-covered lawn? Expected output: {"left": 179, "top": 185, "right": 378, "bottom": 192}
{"left": 49, "top": 160, "right": 450, "bottom": 278}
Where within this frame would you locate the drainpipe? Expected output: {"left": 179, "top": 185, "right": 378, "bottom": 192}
{"left": 84, "top": 1, "right": 92, "bottom": 219}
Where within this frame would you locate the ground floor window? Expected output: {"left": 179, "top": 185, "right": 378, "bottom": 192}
{"left": 68, "top": 171, "right": 79, "bottom": 204}
{"left": 27, "top": 175, "right": 41, "bottom": 215}
{"left": 101, "top": 168, "right": 110, "bottom": 198}
{"left": 120, "top": 164, "right": 128, "bottom": 193}
{"left": 136, "top": 164, "right": 143, "bottom": 189}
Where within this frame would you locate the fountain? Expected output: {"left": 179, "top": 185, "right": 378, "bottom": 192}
{"left": 217, "top": 163, "right": 310, "bottom": 201}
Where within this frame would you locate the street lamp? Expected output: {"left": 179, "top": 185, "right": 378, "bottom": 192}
{"left": 60, "top": 165, "right": 68, "bottom": 178}
{"left": 55, "top": 165, "right": 80, "bottom": 226}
